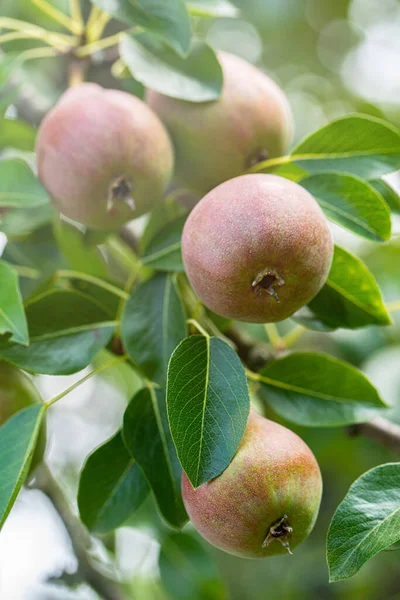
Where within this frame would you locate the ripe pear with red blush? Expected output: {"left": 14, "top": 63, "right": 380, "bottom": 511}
{"left": 147, "top": 51, "right": 293, "bottom": 195}
{"left": 182, "top": 173, "right": 333, "bottom": 323}
{"left": 0, "top": 362, "right": 46, "bottom": 473}
{"left": 36, "top": 83, "right": 174, "bottom": 229}
{"left": 182, "top": 409, "right": 322, "bottom": 558}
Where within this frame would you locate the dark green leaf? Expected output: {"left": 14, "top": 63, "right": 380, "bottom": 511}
{"left": 258, "top": 352, "right": 387, "bottom": 427}
{"left": 123, "top": 387, "right": 188, "bottom": 528}
{"left": 0, "top": 404, "right": 46, "bottom": 527}
{"left": 141, "top": 215, "right": 186, "bottom": 272}
{"left": 121, "top": 75, "right": 145, "bottom": 99}
{"left": 0, "top": 119, "right": 36, "bottom": 152}
{"left": 0, "top": 261, "right": 28, "bottom": 345}
{"left": 300, "top": 173, "right": 391, "bottom": 242}
{"left": 56, "top": 275, "right": 120, "bottom": 321}
{"left": 187, "top": 0, "right": 239, "bottom": 18}
{"left": 0, "top": 159, "right": 49, "bottom": 208}
{"left": 370, "top": 178, "right": 400, "bottom": 214}
{"left": 121, "top": 273, "right": 187, "bottom": 385}
{"left": 1, "top": 224, "right": 66, "bottom": 298}
{"left": 93, "top": 0, "right": 191, "bottom": 56}
{"left": 0, "top": 288, "right": 115, "bottom": 374}
{"left": 167, "top": 335, "right": 250, "bottom": 488}
{"left": 327, "top": 463, "right": 400, "bottom": 582}
{"left": 159, "top": 532, "right": 227, "bottom": 599}
{"left": 121, "top": 35, "right": 223, "bottom": 102}
{"left": 291, "top": 114, "right": 400, "bottom": 179}
{"left": 78, "top": 431, "right": 149, "bottom": 533}
{"left": 293, "top": 246, "right": 392, "bottom": 331}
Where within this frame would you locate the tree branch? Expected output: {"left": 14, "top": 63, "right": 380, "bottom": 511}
{"left": 34, "top": 463, "right": 126, "bottom": 600}
{"left": 348, "top": 418, "right": 400, "bottom": 454}
{"left": 225, "top": 327, "right": 274, "bottom": 372}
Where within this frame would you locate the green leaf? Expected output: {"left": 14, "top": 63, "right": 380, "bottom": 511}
{"left": 53, "top": 218, "right": 109, "bottom": 279}
{"left": 121, "top": 35, "right": 223, "bottom": 102}
{"left": 187, "top": 0, "right": 239, "bottom": 18}
{"left": 327, "top": 463, "right": 400, "bottom": 582}
{"left": 55, "top": 274, "right": 120, "bottom": 321}
{"left": 0, "top": 288, "right": 115, "bottom": 374}
{"left": 0, "top": 204, "right": 54, "bottom": 239}
{"left": 290, "top": 114, "right": 400, "bottom": 180}
{"left": 370, "top": 179, "right": 400, "bottom": 214}
{"left": 257, "top": 352, "right": 387, "bottom": 427}
{"left": 386, "top": 541, "right": 400, "bottom": 552}
{"left": 0, "top": 159, "right": 49, "bottom": 208}
{"left": 121, "top": 273, "right": 187, "bottom": 385}
{"left": 141, "top": 215, "right": 186, "bottom": 272}
{"left": 1, "top": 224, "right": 66, "bottom": 299}
{"left": 0, "top": 54, "right": 20, "bottom": 112}
{"left": 0, "top": 119, "right": 36, "bottom": 152}
{"left": 0, "top": 261, "right": 28, "bottom": 345}
{"left": 167, "top": 335, "right": 250, "bottom": 488}
{"left": 269, "top": 162, "right": 308, "bottom": 182}
{"left": 300, "top": 173, "right": 391, "bottom": 242}
{"left": 123, "top": 387, "right": 188, "bottom": 528}
{"left": 0, "top": 404, "right": 46, "bottom": 527}
{"left": 159, "top": 532, "right": 227, "bottom": 600}
{"left": 93, "top": 0, "right": 192, "bottom": 56}
{"left": 293, "top": 246, "right": 392, "bottom": 331}
{"left": 78, "top": 431, "right": 149, "bottom": 533}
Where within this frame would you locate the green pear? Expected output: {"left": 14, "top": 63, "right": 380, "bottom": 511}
{"left": 182, "top": 410, "right": 322, "bottom": 558}
{"left": 147, "top": 52, "right": 293, "bottom": 195}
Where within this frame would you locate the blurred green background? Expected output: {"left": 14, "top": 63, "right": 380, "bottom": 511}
{"left": 1, "top": 0, "right": 400, "bottom": 599}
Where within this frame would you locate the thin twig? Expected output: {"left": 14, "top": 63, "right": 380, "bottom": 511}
{"left": 75, "top": 32, "right": 125, "bottom": 58}
{"left": 264, "top": 323, "right": 286, "bottom": 352}
{"left": 32, "top": 0, "right": 82, "bottom": 35}
{"left": 69, "top": 0, "right": 84, "bottom": 29}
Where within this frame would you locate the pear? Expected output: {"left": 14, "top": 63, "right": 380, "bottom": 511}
{"left": 182, "top": 410, "right": 323, "bottom": 558}
{"left": 36, "top": 83, "right": 174, "bottom": 229}
{"left": 182, "top": 174, "right": 333, "bottom": 323}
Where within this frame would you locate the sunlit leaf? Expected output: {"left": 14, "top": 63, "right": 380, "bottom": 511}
{"left": 327, "top": 463, "right": 400, "bottom": 581}
{"left": 93, "top": 0, "right": 191, "bottom": 56}
{"left": 0, "top": 404, "right": 46, "bottom": 527}
{"left": 293, "top": 246, "right": 392, "bottom": 331}
{"left": 121, "top": 35, "right": 223, "bottom": 102}
{"left": 167, "top": 335, "right": 250, "bottom": 488}
{"left": 258, "top": 352, "right": 387, "bottom": 427}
